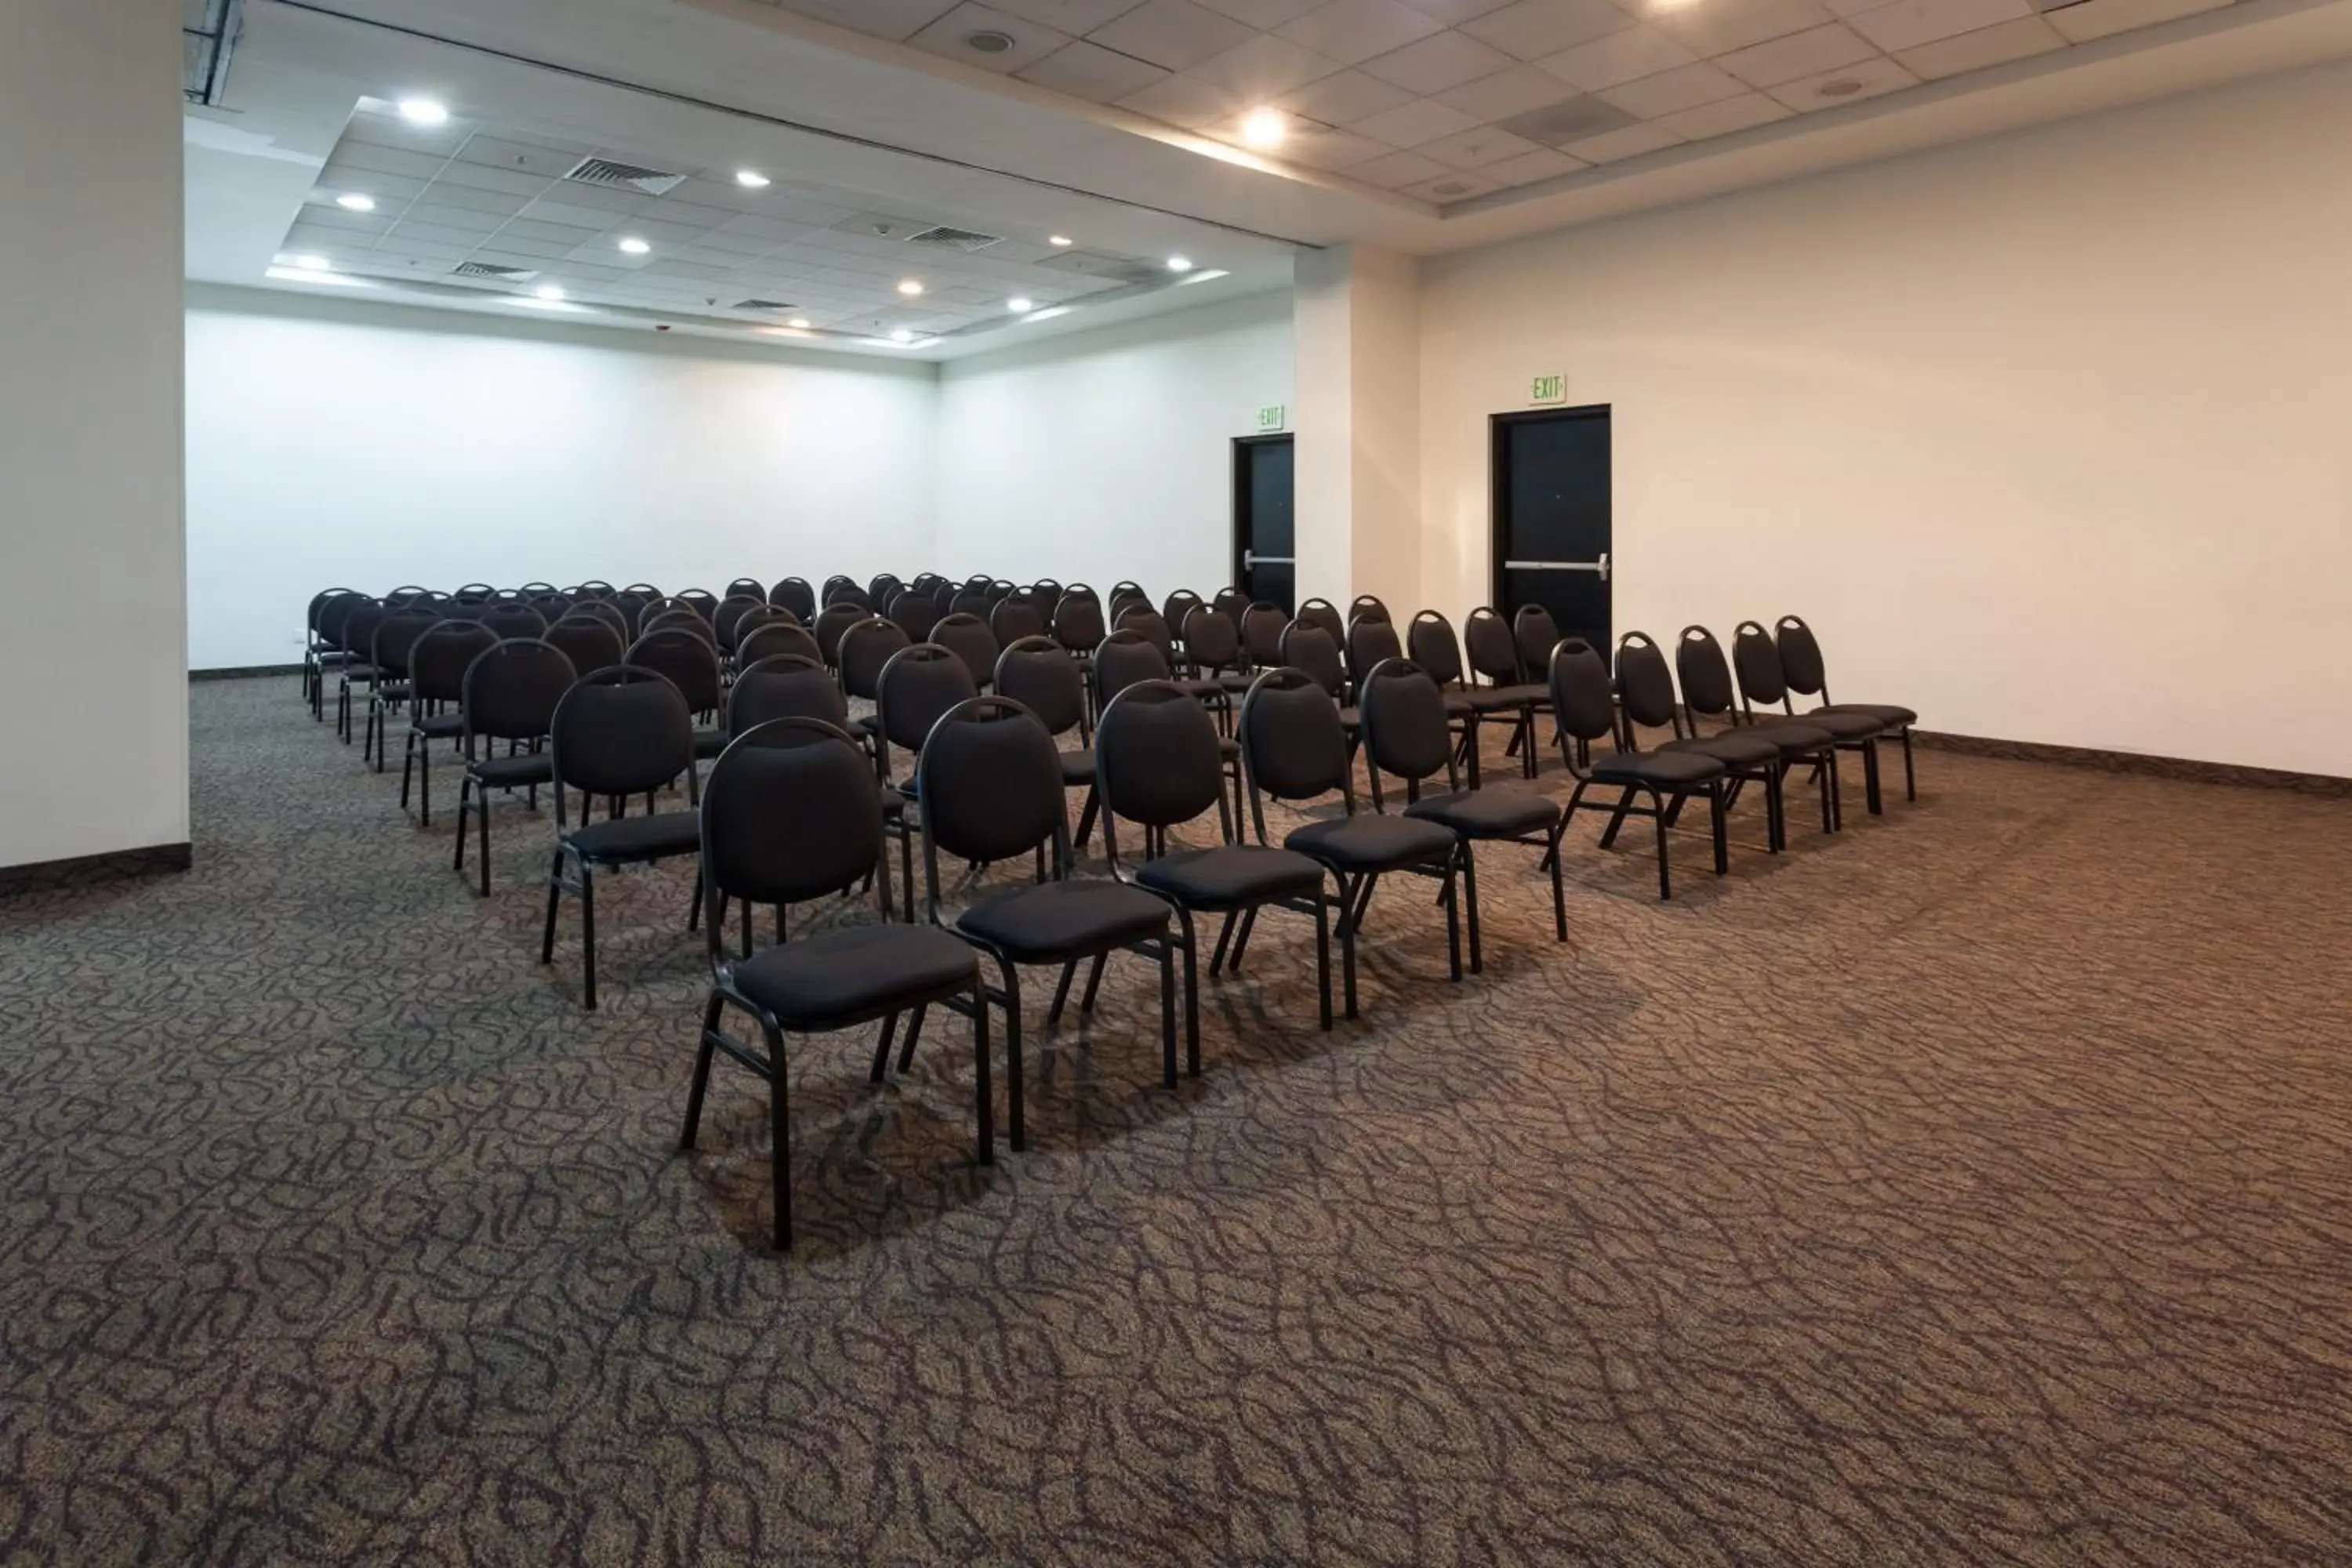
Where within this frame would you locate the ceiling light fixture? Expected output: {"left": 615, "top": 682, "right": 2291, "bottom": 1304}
{"left": 534, "top": 284, "right": 565, "bottom": 301}
{"left": 897, "top": 279, "right": 924, "bottom": 296}
{"left": 1167, "top": 256, "right": 1194, "bottom": 273}
{"left": 1022, "top": 306, "right": 1073, "bottom": 323}
{"left": 964, "top": 29, "right": 1016, "bottom": 53}
{"left": 735, "top": 169, "right": 771, "bottom": 188}
{"left": 1175, "top": 268, "right": 1231, "bottom": 285}
{"left": 1240, "top": 107, "right": 1288, "bottom": 149}
{"left": 890, "top": 328, "right": 916, "bottom": 343}
{"left": 1007, "top": 297, "right": 1035, "bottom": 313}
{"left": 787, "top": 318, "right": 811, "bottom": 329}
{"left": 1817, "top": 78, "right": 1865, "bottom": 97}
{"left": 396, "top": 97, "right": 449, "bottom": 126}
{"left": 266, "top": 266, "right": 368, "bottom": 287}
{"left": 1048, "top": 234, "right": 1073, "bottom": 247}
{"left": 288, "top": 254, "right": 331, "bottom": 271}
{"left": 335, "top": 193, "right": 376, "bottom": 212}
{"left": 617, "top": 236, "right": 651, "bottom": 255}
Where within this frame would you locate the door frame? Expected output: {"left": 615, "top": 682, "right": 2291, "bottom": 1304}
{"left": 1231, "top": 432, "right": 1294, "bottom": 593}
{"left": 1488, "top": 403, "right": 1612, "bottom": 612}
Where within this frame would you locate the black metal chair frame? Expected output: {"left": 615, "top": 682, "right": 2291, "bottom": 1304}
{"left": 1542, "top": 639, "right": 1730, "bottom": 902}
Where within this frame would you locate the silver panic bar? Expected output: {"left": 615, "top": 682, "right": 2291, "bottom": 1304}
{"left": 1502, "top": 552, "right": 1610, "bottom": 581}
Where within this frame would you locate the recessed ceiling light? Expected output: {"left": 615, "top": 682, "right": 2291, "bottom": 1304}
{"left": 335, "top": 193, "right": 376, "bottom": 212}
{"left": 897, "top": 279, "right": 924, "bottom": 296}
{"left": 1817, "top": 77, "right": 1864, "bottom": 97}
{"left": 890, "top": 328, "right": 916, "bottom": 343}
{"left": 786, "top": 317, "right": 811, "bottom": 329}
{"left": 534, "top": 284, "right": 565, "bottom": 301}
{"left": 289, "top": 254, "right": 331, "bottom": 271}
{"left": 1022, "top": 306, "right": 1073, "bottom": 323}
{"left": 1007, "top": 297, "right": 1035, "bottom": 313}
{"left": 1240, "top": 107, "right": 1287, "bottom": 149}
{"left": 396, "top": 97, "right": 449, "bottom": 126}
{"left": 735, "top": 169, "right": 771, "bottom": 188}
{"left": 1167, "top": 256, "right": 1193, "bottom": 273}
{"left": 617, "top": 236, "right": 651, "bottom": 255}
{"left": 1048, "top": 234, "right": 1073, "bottom": 247}
{"left": 964, "top": 29, "right": 1015, "bottom": 53}
{"left": 266, "top": 266, "right": 368, "bottom": 287}
{"left": 1174, "top": 268, "right": 1230, "bottom": 285}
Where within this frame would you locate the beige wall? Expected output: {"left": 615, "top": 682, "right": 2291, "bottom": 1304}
{"left": 1419, "top": 58, "right": 2352, "bottom": 776}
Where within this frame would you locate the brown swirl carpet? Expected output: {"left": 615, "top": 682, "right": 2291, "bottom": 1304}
{"left": 2, "top": 677, "right": 2350, "bottom": 1565}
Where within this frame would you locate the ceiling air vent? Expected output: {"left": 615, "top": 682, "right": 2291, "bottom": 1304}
{"left": 564, "top": 157, "right": 688, "bottom": 196}
{"left": 454, "top": 261, "right": 540, "bottom": 281}
{"left": 734, "top": 299, "right": 797, "bottom": 311}
{"left": 905, "top": 225, "right": 1004, "bottom": 253}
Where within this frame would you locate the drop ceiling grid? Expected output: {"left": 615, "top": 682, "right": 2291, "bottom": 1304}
{"left": 283, "top": 103, "right": 1156, "bottom": 333}
{"left": 749, "top": 0, "right": 2241, "bottom": 202}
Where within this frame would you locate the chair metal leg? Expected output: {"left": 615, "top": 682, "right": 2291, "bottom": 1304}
{"left": 1047, "top": 960, "right": 1076, "bottom": 1028}
{"left": 1653, "top": 787, "right": 1675, "bottom": 901}
{"left": 997, "top": 955, "right": 1025, "bottom": 1152}
{"left": 1598, "top": 787, "right": 1637, "bottom": 850}
{"left": 453, "top": 779, "right": 471, "bottom": 873}
{"left": 971, "top": 983, "right": 993, "bottom": 1163}
{"left": 1442, "top": 861, "right": 1462, "bottom": 982}
{"left": 897, "top": 1004, "right": 925, "bottom": 1075}
{"left": 1313, "top": 888, "right": 1333, "bottom": 1030}
{"left": 681, "top": 993, "right": 723, "bottom": 1149}
{"left": 1334, "top": 873, "right": 1359, "bottom": 1020}
{"left": 579, "top": 864, "right": 598, "bottom": 1009}
{"left": 1174, "top": 907, "right": 1199, "bottom": 1076}
{"left": 1080, "top": 951, "right": 1107, "bottom": 1013}
{"left": 1548, "top": 823, "right": 1567, "bottom": 942}
{"left": 766, "top": 1022, "right": 791, "bottom": 1250}
{"left": 540, "top": 849, "right": 564, "bottom": 964}
{"left": 1159, "top": 938, "right": 1177, "bottom": 1090}
{"left": 1229, "top": 906, "right": 1259, "bottom": 972}
{"left": 477, "top": 787, "right": 492, "bottom": 897}
{"left": 1459, "top": 840, "right": 1482, "bottom": 975}
{"left": 870, "top": 1014, "right": 898, "bottom": 1085}
{"left": 1901, "top": 730, "right": 1916, "bottom": 801}
{"left": 1073, "top": 787, "right": 1098, "bottom": 851}
{"left": 1208, "top": 910, "right": 1238, "bottom": 975}
{"left": 1709, "top": 782, "right": 1729, "bottom": 875}
{"left": 1861, "top": 739, "right": 1883, "bottom": 816}
{"left": 419, "top": 745, "right": 433, "bottom": 827}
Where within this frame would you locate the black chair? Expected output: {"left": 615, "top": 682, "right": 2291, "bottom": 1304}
{"left": 812, "top": 601, "right": 867, "bottom": 668}
{"left": 401, "top": 619, "right": 497, "bottom": 825}
{"left": 989, "top": 596, "right": 1045, "bottom": 646}
{"left": 869, "top": 572, "right": 906, "bottom": 606}
{"left": 889, "top": 590, "right": 943, "bottom": 643}
{"left": 1511, "top": 604, "right": 1566, "bottom": 764}
{"left": 1463, "top": 608, "right": 1547, "bottom": 779}
{"left": 1107, "top": 581, "right": 1149, "bottom": 623}
{"left": 838, "top": 615, "right": 913, "bottom": 716}
{"left": 364, "top": 608, "right": 440, "bottom": 770}
{"left": 1545, "top": 639, "right": 1729, "bottom": 902}
{"left": 917, "top": 697, "right": 1178, "bottom": 1142}
{"left": 1294, "top": 597, "right": 1345, "bottom": 644}
{"left": 576, "top": 579, "right": 616, "bottom": 599}
{"left": 995, "top": 636, "right": 1096, "bottom": 845}
{"left": 769, "top": 577, "right": 816, "bottom": 621}
{"left": 611, "top": 591, "right": 652, "bottom": 634}
{"left": 1096, "top": 631, "right": 1240, "bottom": 840}
{"left": 874, "top": 644, "right": 980, "bottom": 917}
{"left": 545, "top": 616, "right": 625, "bottom": 680}
{"left": 625, "top": 628, "right": 726, "bottom": 759}
{"left": 1052, "top": 589, "right": 1105, "bottom": 666}
{"left": 949, "top": 590, "right": 994, "bottom": 621}
{"left": 930, "top": 612, "right": 1000, "bottom": 693}
{"left": 1238, "top": 668, "right": 1461, "bottom": 1018}
{"left": 305, "top": 588, "right": 364, "bottom": 714}
{"left": 454, "top": 639, "right": 577, "bottom": 896}
{"left": 479, "top": 603, "right": 550, "bottom": 643}
{"left": 1210, "top": 586, "right": 1248, "bottom": 629}
{"left": 1278, "top": 622, "right": 1356, "bottom": 739}
{"left": 730, "top": 652, "right": 850, "bottom": 736}
{"left": 681, "top": 717, "right": 989, "bottom": 1250}
{"left": 1160, "top": 589, "right": 1205, "bottom": 641}
{"left": 713, "top": 594, "right": 766, "bottom": 652}
{"left": 644, "top": 607, "right": 717, "bottom": 646}
{"left": 1357, "top": 659, "right": 1565, "bottom": 973}
{"left": 1182, "top": 604, "right": 1248, "bottom": 722}
{"left": 1615, "top": 630, "right": 1798, "bottom": 856}
{"left": 1119, "top": 605, "right": 1225, "bottom": 710}
{"left": 568, "top": 600, "right": 629, "bottom": 641}
{"left": 1096, "top": 681, "right": 1331, "bottom": 1050}
{"left": 1677, "top": 626, "right": 1843, "bottom": 833}
{"left": 1403, "top": 609, "right": 1494, "bottom": 780}
{"left": 1735, "top": 620, "right": 1888, "bottom": 816}
{"left": 1239, "top": 601, "right": 1287, "bottom": 675}
{"left": 542, "top": 666, "right": 702, "bottom": 1009}
{"left": 1348, "top": 593, "right": 1390, "bottom": 625}
{"left": 333, "top": 599, "right": 387, "bottom": 742}
{"left": 821, "top": 574, "right": 861, "bottom": 607}
{"left": 677, "top": 588, "right": 720, "bottom": 624}
{"left": 726, "top": 604, "right": 794, "bottom": 660}
{"left": 1344, "top": 615, "right": 1403, "bottom": 706}
{"left": 738, "top": 620, "right": 822, "bottom": 670}
{"left": 724, "top": 576, "right": 766, "bottom": 604}
{"left": 1773, "top": 615, "right": 1918, "bottom": 802}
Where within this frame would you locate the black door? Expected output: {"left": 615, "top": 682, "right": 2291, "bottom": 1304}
{"left": 1232, "top": 434, "right": 1295, "bottom": 615}
{"left": 1491, "top": 406, "right": 1610, "bottom": 654}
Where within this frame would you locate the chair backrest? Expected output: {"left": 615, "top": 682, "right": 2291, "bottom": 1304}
{"left": 543, "top": 616, "right": 625, "bottom": 677}
{"left": 1093, "top": 627, "right": 1171, "bottom": 706}
{"left": 1095, "top": 681, "right": 1225, "bottom": 854}
{"left": 1612, "top": 632, "right": 1682, "bottom": 736}
{"left": 339, "top": 599, "right": 387, "bottom": 658}
{"left": 812, "top": 601, "right": 868, "bottom": 666}
{"left": 1462, "top": 608, "right": 1520, "bottom": 685}
{"left": 610, "top": 591, "right": 651, "bottom": 633}
{"left": 1240, "top": 601, "right": 1287, "bottom": 669}
{"left": 889, "top": 590, "right": 942, "bottom": 643}
{"left": 737, "top": 619, "right": 822, "bottom": 669}
{"left": 480, "top": 604, "right": 550, "bottom": 642}
{"left": 1773, "top": 615, "right": 1832, "bottom": 701}
{"left": 821, "top": 573, "right": 858, "bottom": 604}
{"left": 869, "top": 572, "right": 905, "bottom": 605}
{"left": 876, "top": 643, "right": 980, "bottom": 768}
{"left": 838, "top": 615, "right": 913, "bottom": 702}
{"left": 620, "top": 582, "right": 662, "bottom": 598}
{"left": 1731, "top": 621, "right": 1790, "bottom": 715}
{"left": 517, "top": 581, "right": 558, "bottom": 595}
{"left": 1513, "top": 604, "right": 1561, "bottom": 681}
{"left": 989, "top": 596, "right": 1044, "bottom": 645}
{"left": 1114, "top": 604, "right": 1175, "bottom": 669}
{"left": 930, "top": 612, "right": 1000, "bottom": 691}
{"left": 728, "top": 653, "right": 848, "bottom": 736}
{"left": 550, "top": 664, "right": 695, "bottom": 803}
{"left": 380, "top": 584, "right": 432, "bottom": 610}
{"left": 371, "top": 608, "right": 441, "bottom": 677}
{"left": 568, "top": 600, "right": 629, "bottom": 639}
{"left": 527, "top": 593, "right": 573, "bottom": 622}
{"left": 1181, "top": 604, "right": 1240, "bottom": 671}
{"left": 1344, "top": 615, "right": 1403, "bottom": 690}
{"left": 914, "top": 698, "right": 1070, "bottom": 893}
{"left": 676, "top": 588, "right": 719, "bottom": 623}
{"left": 949, "top": 590, "right": 994, "bottom": 621}
{"left": 1053, "top": 590, "right": 1105, "bottom": 653}
{"left": 1295, "top": 597, "right": 1345, "bottom": 644}
{"left": 410, "top": 619, "right": 499, "bottom": 706}
{"left": 1406, "top": 610, "right": 1467, "bottom": 689}
{"left": 1239, "top": 668, "right": 1352, "bottom": 818}
{"left": 309, "top": 588, "right": 361, "bottom": 640}
{"left": 728, "top": 603, "right": 792, "bottom": 648}
{"left": 1348, "top": 593, "right": 1390, "bottom": 625}
{"left": 826, "top": 582, "right": 875, "bottom": 612}
{"left": 462, "top": 639, "right": 577, "bottom": 745}
{"left": 1356, "top": 659, "right": 1455, "bottom": 800}
{"left": 769, "top": 577, "right": 816, "bottom": 620}
{"left": 1548, "top": 638, "right": 1620, "bottom": 746}
{"left": 576, "top": 579, "right": 616, "bottom": 599}
{"left": 452, "top": 583, "right": 495, "bottom": 605}
{"left": 1107, "top": 582, "right": 1150, "bottom": 624}
{"left": 701, "top": 719, "right": 883, "bottom": 928}
{"left": 624, "top": 627, "right": 723, "bottom": 716}
{"left": 993, "top": 636, "right": 1087, "bottom": 739}
{"left": 1210, "top": 586, "right": 1248, "bottom": 627}
{"left": 1279, "top": 622, "right": 1346, "bottom": 700}
{"left": 1673, "top": 626, "right": 1740, "bottom": 721}
{"left": 1029, "top": 578, "right": 1062, "bottom": 606}
{"left": 1161, "top": 590, "right": 1204, "bottom": 638}
{"left": 713, "top": 594, "right": 766, "bottom": 650}
{"left": 644, "top": 608, "right": 717, "bottom": 646}
{"left": 724, "top": 576, "right": 766, "bottom": 603}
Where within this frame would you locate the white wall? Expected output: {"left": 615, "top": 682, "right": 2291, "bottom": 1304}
{"left": 187, "top": 289, "right": 938, "bottom": 668}
{"left": 1420, "top": 60, "right": 2352, "bottom": 778}
{"left": 0, "top": 2, "right": 187, "bottom": 869}
{"left": 1294, "top": 246, "right": 1421, "bottom": 615}
{"left": 933, "top": 292, "right": 1294, "bottom": 595}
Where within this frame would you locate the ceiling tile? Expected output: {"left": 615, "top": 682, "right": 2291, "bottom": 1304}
{"left": 332, "top": 144, "right": 452, "bottom": 181}
{"left": 1116, "top": 71, "right": 1245, "bottom": 123}
{"left": 539, "top": 182, "right": 651, "bottom": 215}
{"left": 1536, "top": 24, "right": 1696, "bottom": 90}
{"left": 988, "top": 0, "right": 1151, "bottom": 25}
{"left": 1433, "top": 60, "right": 1586, "bottom": 114}
{"left": 339, "top": 112, "right": 470, "bottom": 158}
{"left": 453, "top": 136, "right": 588, "bottom": 179}
{"left": 1401, "top": 169, "right": 1501, "bottom": 200}
{"left": 402, "top": 203, "right": 505, "bottom": 234}
{"left": 1480, "top": 144, "right": 1589, "bottom": 183}
{"left": 1461, "top": 0, "right": 1638, "bottom": 60}
{"left": 391, "top": 220, "right": 500, "bottom": 249}
{"left": 1273, "top": 0, "right": 1446, "bottom": 65}
{"left": 1281, "top": 126, "right": 1391, "bottom": 165}
{"left": 1494, "top": 94, "right": 1635, "bottom": 143}
{"left": 1892, "top": 12, "right": 2060, "bottom": 75}
{"left": 1764, "top": 53, "right": 1916, "bottom": 108}
{"left": 524, "top": 198, "right": 633, "bottom": 230}
{"left": 314, "top": 170, "right": 430, "bottom": 207}
{"left": 382, "top": 238, "right": 474, "bottom": 261}
{"left": 1652, "top": 0, "right": 1836, "bottom": 54}
{"left": 420, "top": 183, "right": 533, "bottom": 217}
{"left": 1277, "top": 67, "right": 1415, "bottom": 122}
{"left": 1018, "top": 38, "right": 1173, "bottom": 98}
{"left": 1353, "top": 96, "right": 1485, "bottom": 145}
{"left": 1088, "top": 0, "right": 1258, "bottom": 69}
{"left": 502, "top": 218, "right": 607, "bottom": 245}
{"left": 300, "top": 205, "right": 395, "bottom": 234}
{"left": 430, "top": 163, "right": 554, "bottom": 198}
{"left": 492, "top": 236, "right": 593, "bottom": 260}
{"left": 1562, "top": 120, "right": 1685, "bottom": 160}
{"left": 1715, "top": 23, "right": 1877, "bottom": 88}
{"left": 1357, "top": 29, "right": 1519, "bottom": 93}
{"left": 1598, "top": 61, "right": 1748, "bottom": 117}
{"left": 2046, "top": 0, "right": 2227, "bottom": 40}
{"left": 716, "top": 213, "right": 822, "bottom": 243}
{"left": 1657, "top": 88, "right": 1792, "bottom": 135}
{"left": 1187, "top": 31, "right": 1345, "bottom": 95}
{"left": 1393, "top": 0, "right": 1518, "bottom": 19}
{"left": 907, "top": 2, "right": 1073, "bottom": 70}
{"left": 1416, "top": 123, "right": 1547, "bottom": 167}
{"left": 1192, "top": 0, "right": 1327, "bottom": 22}
{"left": 768, "top": 0, "right": 964, "bottom": 40}
{"left": 1845, "top": 0, "right": 2028, "bottom": 48}
{"left": 1346, "top": 147, "right": 1451, "bottom": 186}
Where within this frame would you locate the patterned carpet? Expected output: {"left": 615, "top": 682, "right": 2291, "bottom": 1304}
{"left": 3, "top": 676, "right": 2350, "bottom": 1565}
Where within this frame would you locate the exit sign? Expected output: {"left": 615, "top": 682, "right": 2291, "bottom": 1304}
{"left": 1257, "top": 404, "right": 1287, "bottom": 432}
{"left": 1529, "top": 374, "right": 1566, "bottom": 405}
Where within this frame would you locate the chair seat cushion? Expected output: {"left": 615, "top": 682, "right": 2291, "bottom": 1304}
{"left": 1743, "top": 720, "right": 1837, "bottom": 755}
{"left": 1820, "top": 702, "right": 1917, "bottom": 727}
{"left": 1662, "top": 731, "right": 1782, "bottom": 768}
{"left": 373, "top": 681, "right": 412, "bottom": 702}
{"left": 956, "top": 879, "right": 1171, "bottom": 961}
{"left": 1468, "top": 684, "right": 1544, "bottom": 711}
{"left": 470, "top": 753, "right": 554, "bottom": 787}
{"left": 1442, "top": 692, "right": 1475, "bottom": 719}
{"left": 729, "top": 924, "right": 978, "bottom": 1032}
{"left": 880, "top": 785, "right": 906, "bottom": 818}
{"left": 412, "top": 713, "right": 463, "bottom": 739}
{"left": 1137, "top": 846, "right": 1324, "bottom": 909}
{"left": 1060, "top": 747, "right": 1095, "bottom": 786}
{"left": 1218, "top": 735, "right": 1242, "bottom": 760}
{"left": 1218, "top": 671, "right": 1257, "bottom": 692}
{"left": 1404, "top": 787, "right": 1560, "bottom": 839}
{"left": 565, "top": 809, "right": 700, "bottom": 862}
{"left": 1285, "top": 813, "right": 1457, "bottom": 873}
{"left": 1588, "top": 749, "right": 1725, "bottom": 789}
{"left": 1795, "top": 710, "right": 1890, "bottom": 741}
{"left": 1176, "top": 677, "right": 1227, "bottom": 702}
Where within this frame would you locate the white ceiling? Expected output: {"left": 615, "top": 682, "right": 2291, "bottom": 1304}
{"left": 188, "top": 0, "right": 2352, "bottom": 358}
